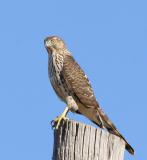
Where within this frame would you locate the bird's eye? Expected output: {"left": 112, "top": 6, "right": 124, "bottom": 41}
{"left": 51, "top": 39, "right": 55, "bottom": 44}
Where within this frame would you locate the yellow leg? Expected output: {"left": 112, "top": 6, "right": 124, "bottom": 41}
{"left": 52, "top": 107, "right": 69, "bottom": 129}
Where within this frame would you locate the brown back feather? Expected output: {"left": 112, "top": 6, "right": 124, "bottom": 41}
{"left": 61, "top": 55, "right": 98, "bottom": 108}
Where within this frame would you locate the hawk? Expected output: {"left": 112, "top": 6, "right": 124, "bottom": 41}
{"left": 44, "top": 36, "right": 134, "bottom": 155}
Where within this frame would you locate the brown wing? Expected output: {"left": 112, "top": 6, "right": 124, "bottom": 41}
{"left": 61, "top": 54, "right": 98, "bottom": 108}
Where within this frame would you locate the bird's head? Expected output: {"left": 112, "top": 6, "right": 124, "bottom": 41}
{"left": 44, "top": 36, "right": 66, "bottom": 54}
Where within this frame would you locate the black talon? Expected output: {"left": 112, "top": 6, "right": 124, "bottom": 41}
{"left": 51, "top": 120, "right": 56, "bottom": 129}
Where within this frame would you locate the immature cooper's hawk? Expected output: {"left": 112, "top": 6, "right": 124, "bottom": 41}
{"left": 44, "top": 36, "right": 134, "bottom": 155}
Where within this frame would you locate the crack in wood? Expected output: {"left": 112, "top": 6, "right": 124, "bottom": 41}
{"left": 52, "top": 119, "right": 125, "bottom": 160}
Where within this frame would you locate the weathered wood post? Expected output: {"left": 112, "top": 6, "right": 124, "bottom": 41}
{"left": 52, "top": 119, "right": 125, "bottom": 160}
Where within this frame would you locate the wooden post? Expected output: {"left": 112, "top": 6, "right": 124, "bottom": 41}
{"left": 52, "top": 119, "right": 125, "bottom": 160}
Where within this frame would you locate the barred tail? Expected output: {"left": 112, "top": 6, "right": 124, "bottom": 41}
{"left": 97, "top": 108, "right": 135, "bottom": 155}
{"left": 107, "top": 126, "right": 134, "bottom": 155}
{"left": 126, "top": 142, "right": 134, "bottom": 155}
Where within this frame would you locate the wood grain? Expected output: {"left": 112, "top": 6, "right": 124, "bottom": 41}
{"left": 52, "top": 119, "right": 125, "bottom": 160}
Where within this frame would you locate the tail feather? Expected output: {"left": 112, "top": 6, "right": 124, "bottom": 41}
{"left": 97, "top": 108, "right": 135, "bottom": 155}
{"left": 107, "top": 126, "right": 134, "bottom": 155}
{"left": 126, "top": 142, "right": 135, "bottom": 155}
{"left": 78, "top": 104, "right": 134, "bottom": 155}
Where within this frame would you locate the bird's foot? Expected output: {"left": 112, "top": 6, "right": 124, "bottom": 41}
{"left": 51, "top": 107, "right": 69, "bottom": 129}
{"left": 51, "top": 115, "right": 68, "bottom": 129}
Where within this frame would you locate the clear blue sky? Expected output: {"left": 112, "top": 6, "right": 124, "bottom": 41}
{"left": 0, "top": 0, "right": 146, "bottom": 159}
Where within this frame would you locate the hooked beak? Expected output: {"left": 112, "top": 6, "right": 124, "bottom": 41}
{"left": 44, "top": 37, "right": 51, "bottom": 48}
{"left": 44, "top": 37, "right": 52, "bottom": 54}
